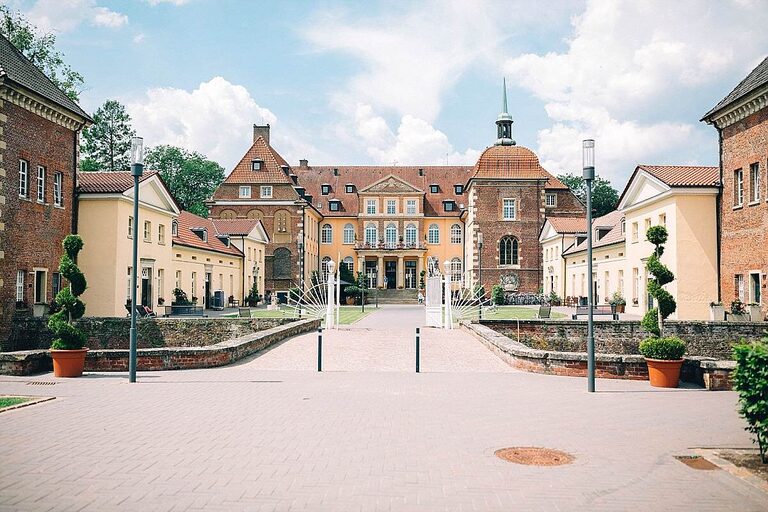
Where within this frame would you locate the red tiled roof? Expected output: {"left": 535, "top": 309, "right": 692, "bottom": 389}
{"left": 294, "top": 166, "right": 474, "bottom": 217}
{"left": 470, "top": 145, "right": 569, "bottom": 189}
{"left": 638, "top": 165, "right": 720, "bottom": 187}
{"left": 211, "top": 218, "right": 262, "bottom": 237}
{"left": 547, "top": 216, "right": 588, "bottom": 234}
{"left": 563, "top": 210, "right": 625, "bottom": 255}
{"left": 77, "top": 171, "right": 158, "bottom": 193}
{"left": 173, "top": 211, "right": 243, "bottom": 257}
{"left": 219, "top": 136, "right": 293, "bottom": 186}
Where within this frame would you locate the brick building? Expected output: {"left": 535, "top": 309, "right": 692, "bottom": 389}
{"left": 702, "top": 56, "right": 768, "bottom": 317}
{"left": 208, "top": 85, "right": 584, "bottom": 298}
{"left": 0, "top": 35, "right": 91, "bottom": 349}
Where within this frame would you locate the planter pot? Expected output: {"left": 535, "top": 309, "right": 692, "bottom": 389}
{"left": 728, "top": 313, "right": 750, "bottom": 322}
{"left": 615, "top": 304, "right": 625, "bottom": 314}
{"left": 50, "top": 348, "right": 89, "bottom": 378}
{"left": 749, "top": 305, "right": 763, "bottom": 322}
{"left": 345, "top": 297, "right": 355, "bottom": 305}
{"left": 645, "top": 358, "right": 683, "bottom": 388}
{"left": 710, "top": 305, "right": 725, "bottom": 321}
{"left": 32, "top": 304, "right": 48, "bottom": 317}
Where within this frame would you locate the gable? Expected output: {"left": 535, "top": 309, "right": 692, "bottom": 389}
{"left": 360, "top": 174, "right": 423, "bottom": 194}
{"left": 618, "top": 170, "right": 670, "bottom": 210}
{"left": 539, "top": 221, "right": 559, "bottom": 242}
{"left": 124, "top": 175, "right": 180, "bottom": 215}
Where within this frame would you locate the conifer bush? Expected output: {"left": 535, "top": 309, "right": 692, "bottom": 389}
{"left": 48, "top": 235, "right": 87, "bottom": 350}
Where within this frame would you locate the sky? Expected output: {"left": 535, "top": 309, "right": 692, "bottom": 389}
{"left": 8, "top": 0, "right": 768, "bottom": 191}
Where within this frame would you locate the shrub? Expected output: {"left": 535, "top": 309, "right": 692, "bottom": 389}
{"left": 638, "top": 336, "right": 686, "bottom": 360}
{"left": 48, "top": 235, "right": 87, "bottom": 350}
{"left": 643, "top": 226, "right": 676, "bottom": 336}
{"left": 491, "top": 284, "right": 505, "bottom": 305}
{"left": 733, "top": 339, "right": 768, "bottom": 463}
{"left": 609, "top": 291, "right": 626, "bottom": 306}
{"left": 731, "top": 298, "right": 747, "bottom": 316}
{"left": 172, "top": 288, "right": 190, "bottom": 305}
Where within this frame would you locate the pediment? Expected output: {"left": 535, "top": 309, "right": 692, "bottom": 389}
{"left": 360, "top": 174, "right": 422, "bottom": 194}
{"left": 539, "top": 221, "right": 559, "bottom": 241}
{"left": 618, "top": 170, "right": 671, "bottom": 210}
{"left": 123, "top": 175, "right": 180, "bottom": 215}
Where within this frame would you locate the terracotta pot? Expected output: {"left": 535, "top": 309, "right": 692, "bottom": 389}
{"left": 645, "top": 358, "right": 683, "bottom": 388}
{"left": 616, "top": 304, "right": 625, "bottom": 314}
{"left": 50, "top": 348, "right": 89, "bottom": 378}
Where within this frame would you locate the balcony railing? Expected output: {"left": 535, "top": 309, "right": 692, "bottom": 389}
{"left": 354, "top": 241, "right": 426, "bottom": 250}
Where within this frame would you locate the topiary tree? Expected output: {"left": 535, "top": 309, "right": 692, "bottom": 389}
{"left": 48, "top": 235, "right": 87, "bottom": 350}
{"left": 641, "top": 226, "right": 676, "bottom": 337}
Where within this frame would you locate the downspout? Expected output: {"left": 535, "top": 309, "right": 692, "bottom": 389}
{"left": 716, "top": 126, "right": 723, "bottom": 303}
{"left": 72, "top": 120, "right": 86, "bottom": 234}
{"left": 241, "top": 235, "right": 246, "bottom": 303}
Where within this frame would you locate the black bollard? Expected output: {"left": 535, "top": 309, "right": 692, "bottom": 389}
{"left": 317, "top": 327, "right": 323, "bottom": 372}
{"left": 416, "top": 327, "right": 420, "bottom": 373}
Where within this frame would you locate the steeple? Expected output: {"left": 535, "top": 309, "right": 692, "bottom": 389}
{"left": 495, "top": 78, "right": 515, "bottom": 146}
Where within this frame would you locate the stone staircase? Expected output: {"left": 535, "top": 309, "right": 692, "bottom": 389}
{"left": 371, "top": 288, "right": 419, "bottom": 304}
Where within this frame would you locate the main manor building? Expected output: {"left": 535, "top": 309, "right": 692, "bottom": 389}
{"left": 208, "top": 94, "right": 584, "bottom": 299}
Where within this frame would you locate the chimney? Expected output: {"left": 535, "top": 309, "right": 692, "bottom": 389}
{"left": 253, "top": 123, "right": 270, "bottom": 144}
{"left": 299, "top": 159, "right": 308, "bottom": 168}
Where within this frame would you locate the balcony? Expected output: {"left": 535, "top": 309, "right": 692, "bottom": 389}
{"left": 354, "top": 241, "right": 426, "bottom": 251}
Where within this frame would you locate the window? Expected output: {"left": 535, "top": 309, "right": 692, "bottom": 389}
{"left": 658, "top": 213, "right": 666, "bottom": 227}
{"left": 385, "top": 223, "right": 397, "bottom": 247}
{"left": 405, "top": 223, "right": 417, "bottom": 246}
{"left": 321, "top": 184, "right": 331, "bottom": 195}
{"left": 502, "top": 198, "right": 517, "bottom": 220}
{"left": 454, "top": 184, "right": 463, "bottom": 195}
{"left": 345, "top": 184, "right": 354, "bottom": 193}
{"left": 750, "top": 163, "right": 760, "bottom": 203}
{"left": 158, "top": 225, "right": 166, "bottom": 244}
{"left": 451, "top": 258, "right": 462, "bottom": 282}
{"left": 191, "top": 272, "right": 197, "bottom": 298}
{"left": 19, "top": 160, "right": 28, "bottom": 197}
{"left": 251, "top": 160, "right": 262, "bottom": 171}
{"left": 450, "top": 224, "right": 462, "bottom": 244}
{"left": 37, "top": 166, "right": 46, "bottom": 202}
{"left": 144, "top": 221, "right": 151, "bottom": 242}
{"left": 545, "top": 193, "right": 556, "bottom": 207}
{"left": 430, "top": 184, "right": 439, "bottom": 193}
{"left": 33, "top": 269, "right": 46, "bottom": 304}
{"left": 329, "top": 200, "right": 340, "bottom": 211}
{"left": 621, "top": 219, "right": 626, "bottom": 234}
{"left": 343, "top": 256, "right": 354, "bottom": 273}
{"left": 365, "top": 223, "right": 378, "bottom": 245}
{"left": 632, "top": 268, "right": 639, "bottom": 303}
{"left": 343, "top": 223, "right": 354, "bottom": 244}
{"left": 406, "top": 199, "right": 417, "bottom": 215}
{"left": 175, "top": 270, "right": 181, "bottom": 289}
{"left": 631, "top": 222, "right": 638, "bottom": 243}
{"left": 259, "top": 186, "right": 273, "bottom": 198}
{"left": 52, "top": 272, "right": 61, "bottom": 298}
{"left": 321, "top": 256, "right": 332, "bottom": 277}
{"left": 239, "top": 186, "right": 251, "bottom": 198}
{"left": 428, "top": 224, "right": 439, "bottom": 244}
{"left": 499, "top": 236, "right": 519, "bottom": 265}
{"left": 386, "top": 199, "right": 396, "bottom": 215}
{"left": 171, "top": 220, "right": 178, "bottom": 237}
{"left": 16, "top": 270, "right": 24, "bottom": 302}
{"left": 321, "top": 224, "right": 332, "bottom": 244}
{"left": 443, "top": 201, "right": 455, "bottom": 212}
{"left": 735, "top": 274, "right": 745, "bottom": 302}
{"left": 128, "top": 216, "right": 134, "bottom": 238}
{"left": 53, "top": 172, "right": 63, "bottom": 206}
{"left": 734, "top": 169, "right": 743, "bottom": 206}
{"left": 618, "top": 269, "right": 624, "bottom": 295}
{"left": 366, "top": 199, "right": 377, "bottom": 215}
{"left": 644, "top": 218, "right": 651, "bottom": 239}
{"left": 157, "top": 269, "right": 164, "bottom": 301}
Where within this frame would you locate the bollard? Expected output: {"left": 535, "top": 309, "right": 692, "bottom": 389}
{"left": 317, "top": 328, "right": 323, "bottom": 372}
{"left": 416, "top": 327, "right": 420, "bottom": 373}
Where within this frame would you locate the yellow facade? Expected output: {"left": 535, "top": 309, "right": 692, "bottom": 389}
{"left": 565, "top": 242, "right": 627, "bottom": 304}
{"left": 171, "top": 245, "right": 242, "bottom": 306}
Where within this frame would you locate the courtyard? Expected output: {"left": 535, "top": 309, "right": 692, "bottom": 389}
{"left": 0, "top": 306, "right": 765, "bottom": 511}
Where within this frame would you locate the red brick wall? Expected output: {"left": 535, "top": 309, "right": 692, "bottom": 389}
{"left": 0, "top": 101, "right": 78, "bottom": 349}
{"left": 719, "top": 107, "right": 768, "bottom": 317}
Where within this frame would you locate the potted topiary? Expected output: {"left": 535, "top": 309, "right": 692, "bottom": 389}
{"left": 639, "top": 336, "right": 686, "bottom": 388}
{"left": 609, "top": 291, "right": 626, "bottom": 314}
{"left": 48, "top": 235, "right": 88, "bottom": 378}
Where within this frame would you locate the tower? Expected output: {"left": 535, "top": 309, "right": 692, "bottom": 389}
{"left": 495, "top": 78, "right": 515, "bottom": 146}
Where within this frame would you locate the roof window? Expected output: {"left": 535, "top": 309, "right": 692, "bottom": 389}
{"left": 321, "top": 184, "right": 331, "bottom": 195}
{"left": 443, "top": 200, "right": 455, "bottom": 212}
{"left": 454, "top": 184, "right": 463, "bottom": 194}
{"left": 430, "top": 184, "right": 439, "bottom": 193}
{"left": 345, "top": 183, "right": 354, "bottom": 193}
{"left": 251, "top": 159, "right": 263, "bottom": 171}
{"left": 333, "top": 168, "right": 339, "bottom": 176}
{"left": 329, "top": 200, "right": 341, "bottom": 212}
{"left": 191, "top": 227, "right": 207, "bottom": 242}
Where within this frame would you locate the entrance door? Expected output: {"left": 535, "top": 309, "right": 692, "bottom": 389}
{"left": 365, "top": 260, "right": 377, "bottom": 288}
{"left": 751, "top": 273, "right": 761, "bottom": 304}
{"left": 405, "top": 260, "right": 416, "bottom": 289}
{"left": 204, "top": 273, "right": 211, "bottom": 309}
{"left": 34, "top": 270, "right": 47, "bottom": 304}
{"left": 385, "top": 260, "right": 396, "bottom": 289}
{"left": 141, "top": 267, "right": 152, "bottom": 306}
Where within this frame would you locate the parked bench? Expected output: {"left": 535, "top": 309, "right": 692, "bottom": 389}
{"left": 571, "top": 305, "right": 618, "bottom": 320}
{"left": 163, "top": 305, "right": 206, "bottom": 317}
{"left": 537, "top": 305, "right": 552, "bottom": 319}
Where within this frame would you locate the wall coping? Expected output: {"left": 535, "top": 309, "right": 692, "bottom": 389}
{"left": 478, "top": 319, "right": 767, "bottom": 327}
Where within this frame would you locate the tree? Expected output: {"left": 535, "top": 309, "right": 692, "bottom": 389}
{"left": 557, "top": 173, "right": 620, "bottom": 217}
{"left": 144, "top": 145, "right": 225, "bottom": 217}
{"left": 0, "top": 6, "right": 84, "bottom": 101}
{"left": 81, "top": 100, "right": 135, "bottom": 172}
{"left": 641, "top": 226, "right": 676, "bottom": 337}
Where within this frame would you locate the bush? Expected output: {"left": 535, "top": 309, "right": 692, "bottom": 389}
{"left": 172, "top": 288, "right": 190, "bottom": 305}
{"left": 609, "top": 291, "right": 626, "bottom": 306}
{"left": 733, "top": 339, "right": 768, "bottom": 463}
{"left": 638, "top": 336, "right": 686, "bottom": 360}
{"left": 731, "top": 298, "right": 747, "bottom": 315}
{"left": 491, "top": 284, "right": 505, "bottom": 305}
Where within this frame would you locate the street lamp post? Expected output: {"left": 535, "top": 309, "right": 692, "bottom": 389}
{"left": 478, "top": 232, "right": 484, "bottom": 320}
{"left": 583, "top": 139, "right": 596, "bottom": 393}
{"left": 129, "top": 136, "right": 143, "bottom": 383}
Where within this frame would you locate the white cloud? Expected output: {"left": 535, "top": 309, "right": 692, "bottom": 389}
{"left": 504, "top": 0, "right": 768, "bottom": 184}
{"left": 145, "top": 0, "right": 191, "bottom": 5}
{"left": 26, "top": 0, "right": 127, "bottom": 33}
{"left": 133, "top": 33, "right": 146, "bottom": 44}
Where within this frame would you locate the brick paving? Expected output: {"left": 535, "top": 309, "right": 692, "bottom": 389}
{"left": 0, "top": 305, "right": 765, "bottom": 511}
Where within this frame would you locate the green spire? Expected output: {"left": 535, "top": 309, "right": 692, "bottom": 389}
{"left": 502, "top": 77, "right": 508, "bottom": 114}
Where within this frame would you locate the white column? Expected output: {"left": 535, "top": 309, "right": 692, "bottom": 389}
{"left": 325, "top": 260, "right": 336, "bottom": 329}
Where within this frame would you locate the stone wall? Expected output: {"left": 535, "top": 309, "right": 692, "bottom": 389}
{"left": 481, "top": 319, "right": 766, "bottom": 359}
{"left": 3, "top": 315, "right": 296, "bottom": 352}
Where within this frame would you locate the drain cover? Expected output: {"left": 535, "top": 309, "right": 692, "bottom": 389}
{"left": 26, "top": 381, "right": 55, "bottom": 386}
{"left": 674, "top": 455, "right": 719, "bottom": 471}
{"left": 495, "top": 447, "right": 574, "bottom": 466}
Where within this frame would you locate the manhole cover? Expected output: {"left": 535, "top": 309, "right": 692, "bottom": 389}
{"left": 26, "top": 381, "right": 55, "bottom": 386}
{"left": 675, "top": 455, "right": 719, "bottom": 471}
{"left": 495, "top": 447, "right": 574, "bottom": 466}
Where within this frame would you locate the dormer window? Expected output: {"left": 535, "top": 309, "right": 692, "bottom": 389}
{"left": 171, "top": 220, "right": 178, "bottom": 237}
{"left": 321, "top": 184, "right": 331, "bottom": 195}
{"left": 597, "top": 228, "right": 610, "bottom": 240}
{"left": 454, "top": 184, "right": 463, "bottom": 194}
{"left": 443, "top": 200, "right": 455, "bottom": 212}
{"left": 418, "top": 168, "right": 424, "bottom": 176}
{"left": 333, "top": 168, "right": 339, "bottom": 176}
{"left": 216, "top": 234, "right": 230, "bottom": 247}
{"left": 192, "top": 227, "right": 207, "bottom": 242}
{"left": 621, "top": 219, "right": 626, "bottom": 234}
{"left": 295, "top": 186, "right": 306, "bottom": 198}
{"left": 251, "top": 159, "right": 263, "bottom": 171}
{"left": 281, "top": 165, "right": 290, "bottom": 176}
{"left": 345, "top": 183, "right": 354, "bottom": 193}
{"left": 430, "top": 184, "right": 439, "bottom": 193}
{"left": 329, "top": 200, "right": 341, "bottom": 212}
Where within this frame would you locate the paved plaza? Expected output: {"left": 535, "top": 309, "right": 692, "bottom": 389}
{"left": 0, "top": 306, "right": 766, "bottom": 511}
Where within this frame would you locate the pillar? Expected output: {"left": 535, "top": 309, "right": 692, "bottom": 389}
{"left": 397, "top": 255, "right": 404, "bottom": 288}
{"left": 417, "top": 257, "right": 424, "bottom": 288}
{"left": 377, "top": 256, "right": 384, "bottom": 287}
{"left": 357, "top": 255, "right": 365, "bottom": 278}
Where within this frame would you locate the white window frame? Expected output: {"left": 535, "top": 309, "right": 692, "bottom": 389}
{"left": 734, "top": 169, "right": 744, "bottom": 207}
{"left": 406, "top": 199, "right": 417, "bottom": 215}
{"left": 239, "top": 186, "right": 251, "bottom": 198}
{"left": 385, "top": 223, "right": 397, "bottom": 247}
{"left": 450, "top": 258, "right": 462, "bottom": 282}
{"left": 364, "top": 223, "right": 378, "bottom": 245}
{"left": 158, "top": 224, "right": 166, "bottom": 244}
{"left": 450, "top": 224, "right": 462, "bottom": 244}
{"left": 405, "top": 223, "right": 417, "bottom": 246}
{"left": 428, "top": 224, "right": 440, "bottom": 244}
{"left": 16, "top": 270, "right": 25, "bottom": 302}
{"left": 260, "top": 186, "right": 273, "bottom": 198}
{"left": 53, "top": 172, "right": 63, "bottom": 207}
{"left": 144, "top": 220, "right": 151, "bottom": 242}
{"left": 343, "top": 223, "right": 354, "bottom": 244}
{"left": 386, "top": 199, "right": 396, "bottom": 215}
{"left": 128, "top": 216, "right": 134, "bottom": 238}
{"left": 545, "top": 193, "right": 556, "bottom": 207}
{"left": 37, "top": 166, "right": 46, "bottom": 202}
{"left": 19, "top": 160, "right": 28, "bottom": 198}
{"left": 502, "top": 198, "right": 517, "bottom": 220}
{"left": 321, "top": 224, "right": 332, "bottom": 244}
{"left": 750, "top": 163, "right": 760, "bottom": 203}
{"left": 366, "top": 199, "right": 377, "bottom": 215}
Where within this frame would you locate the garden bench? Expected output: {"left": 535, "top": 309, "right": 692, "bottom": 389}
{"left": 571, "top": 305, "right": 618, "bottom": 320}
{"left": 163, "top": 305, "right": 206, "bottom": 317}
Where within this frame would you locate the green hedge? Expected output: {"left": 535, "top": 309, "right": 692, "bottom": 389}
{"left": 733, "top": 339, "right": 768, "bottom": 463}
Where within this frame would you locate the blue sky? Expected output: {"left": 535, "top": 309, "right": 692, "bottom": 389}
{"left": 11, "top": 0, "right": 768, "bottom": 190}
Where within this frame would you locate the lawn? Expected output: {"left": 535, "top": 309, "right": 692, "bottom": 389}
{"left": 228, "top": 306, "right": 371, "bottom": 325}
{"left": 481, "top": 305, "right": 565, "bottom": 320}
{"left": 0, "top": 397, "right": 31, "bottom": 409}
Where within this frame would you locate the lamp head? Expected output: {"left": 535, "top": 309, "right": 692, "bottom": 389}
{"left": 582, "top": 139, "right": 595, "bottom": 181}
{"left": 130, "top": 137, "right": 144, "bottom": 176}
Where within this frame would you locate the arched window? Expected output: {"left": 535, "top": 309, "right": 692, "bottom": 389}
{"left": 405, "top": 223, "right": 417, "bottom": 246}
{"left": 450, "top": 224, "right": 462, "bottom": 244}
{"left": 499, "top": 236, "right": 519, "bottom": 265}
{"left": 385, "top": 223, "right": 397, "bottom": 247}
{"left": 220, "top": 209, "right": 236, "bottom": 219}
{"left": 342, "top": 256, "right": 354, "bottom": 273}
{"left": 247, "top": 209, "right": 263, "bottom": 221}
{"left": 274, "top": 210, "right": 291, "bottom": 235}
{"left": 321, "top": 224, "right": 332, "bottom": 244}
{"left": 343, "top": 223, "right": 355, "bottom": 244}
{"left": 428, "top": 224, "right": 440, "bottom": 244}
{"left": 272, "top": 248, "right": 292, "bottom": 279}
{"left": 321, "top": 256, "right": 332, "bottom": 277}
{"left": 365, "top": 223, "right": 378, "bottom": 245}
{"left": 450, "top": 257, "right": 462, "bottom": 282}
{"left": 171, "top": 220, "right": 178, "bottom": 237}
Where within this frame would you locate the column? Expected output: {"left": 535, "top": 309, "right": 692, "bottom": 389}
{"left": 377, "top": 256, "right": 384, "bottom": 287}
{"left": 397, "top": 256, "right": 404, "bottom": 288}
{"left": 416, "top": 257, "right": 424, "bottom": 287}
{"left": 357, "top": 255, "right": 365, "bottom": 278}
